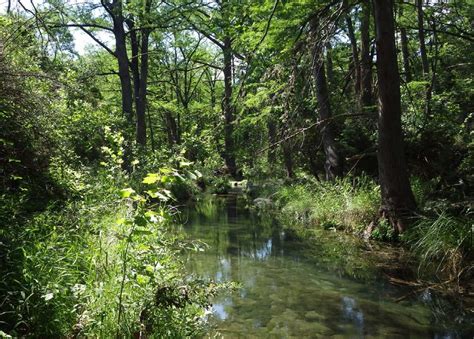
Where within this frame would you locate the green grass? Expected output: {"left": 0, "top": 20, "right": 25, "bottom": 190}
{"left": 275, "top": 175, "right": 380, "bottom": 233}
{"left": 402, "top": 212, "right": 473, "bottom": 280}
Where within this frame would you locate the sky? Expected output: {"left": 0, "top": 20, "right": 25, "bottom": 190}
{"left": 0, "top": 0, "right": 113, "bottom": 55}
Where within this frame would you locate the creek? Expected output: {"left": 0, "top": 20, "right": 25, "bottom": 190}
{"left": 181, "top": 196, "right": 473, "bottom": 338}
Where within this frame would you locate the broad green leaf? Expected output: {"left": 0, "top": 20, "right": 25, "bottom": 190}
{"left": 143, "top": 173, "right": 159, "bottom": 184}
{"left": 119, "top": 188, "right": 135, "bottom": 198}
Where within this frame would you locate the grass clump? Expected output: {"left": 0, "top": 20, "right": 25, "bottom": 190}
{"left": 402, "top": 212, "right": 473, "bottom": 281}
{"left": 275, "top": 175, "right": 380, "bottom": 233}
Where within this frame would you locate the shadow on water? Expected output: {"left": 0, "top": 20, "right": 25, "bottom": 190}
{"left": 180, "top": 195, "right": 474, "bottom": 338}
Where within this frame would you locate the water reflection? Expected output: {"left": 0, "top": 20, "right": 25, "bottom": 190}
{"left": 341, "top": 296, "right": 364, "bottom": 337}
{"left": 182, "top": 196, "right": 474, "bottom": 338}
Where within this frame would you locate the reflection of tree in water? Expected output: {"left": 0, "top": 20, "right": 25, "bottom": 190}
{"left": 341, "top": 296, "right": 364, "bottom": 337}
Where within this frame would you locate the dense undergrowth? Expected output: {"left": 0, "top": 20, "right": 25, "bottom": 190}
{"left": 0, "top": 162, "right": 226, "bottom": 337}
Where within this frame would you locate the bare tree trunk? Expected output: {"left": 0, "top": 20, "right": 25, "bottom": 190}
{"left": 326, "top": 42, "right": 334, "bottom": 86}
{"left": 147, "top": 107, "right": 155, "bottom": 152}
{"left": 136, "top": 28, "right": 149, "bottom": 146}
{"left": 267, "top": 116, "right": 277, "bottom": 164}
{"left": 127, "top": 19, "right": 141, "bottom": 114}
{"left": 417, "top": 0, "right": 429, "bottom": 76}
{"left": 311, "top": 19, "right": 343, "bottom": 180}
{"left": 314, "top": 59, "right": 343, "bottom": 180}
{"left": 374, "top": 0, "right": 417, "bottom": 233}
{"left": 282, "top": 142, "right": 294, "bottom": 179}
{"left": 113, "top": 17, "right": 134, "bottom": 125}
{"left": 222, "top": 37, "right": 237, "bottom": 178}
{"left": 399, "top": 4, "right": 411, "bottom": 82}
{"left": 346, "top": 15, "right": 361, "bottom": 97}
{"left": 360, "top": 2, "right": 373, "bottom": 107}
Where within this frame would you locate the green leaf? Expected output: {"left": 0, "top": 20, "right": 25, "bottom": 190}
{"left": 143, "top": 173, "right": 159, "bottom": 184}
{"left": 194, "top": 170, "right": 203, "bottom": 178}
{"left": 179, "top": 160, "right": 193, "bottom": 168}
{"left": 136, "top": 274, "right": 150, "bottom": 285}
{"left": 119, "top": 188, "right": 135, "bottom": 198}
{"left": 133, "top": 227, "right": 152, "bottom": 235}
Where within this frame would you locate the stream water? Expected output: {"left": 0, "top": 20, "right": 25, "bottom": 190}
{"left": 181, "top": 196, "right": 473, "bottom": 338}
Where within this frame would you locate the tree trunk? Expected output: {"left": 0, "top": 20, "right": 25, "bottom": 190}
{"left": 373, "top": 0, "right": 417, "bottom": 233}
{"left": 345, "top": 15, "right": 361, "bottom": 97}
{"left": 222, "top": 37, "right": 237, "bottom": 178}
{"left": 360, "top": 2, "right": 373, "bottom": 107}
{"left": 127, "top": 19, "right": 141, "bottom": 114}
{"left": 136, "top": 28, "right": 149, "bottom": 146}
{"left": 267, "top": 116, "right": 277, "bottom": 164}
{"left": 282, "top": 142, "right": 294, "bottom": 179}
{"left": 311, "top": 20, "right": 343, "bottom": 180}
{"left": 399, "top": 4, "right": 411, "bottom": 82}
{"left": 325, "top": 42, "right": 334, "bottom": 86}
{"left": 112, "top": 13, "right": 134, "bottom": 125}
{"left": 416, "top": 0, "right": 429, "bottom": 76}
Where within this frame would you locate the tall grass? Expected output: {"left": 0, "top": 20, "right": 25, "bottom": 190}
{"left": 275, "top": 176, "right": 380, "bottom": 233}
{"left": 402, "top": 212, "right": 473, "bottom": 280}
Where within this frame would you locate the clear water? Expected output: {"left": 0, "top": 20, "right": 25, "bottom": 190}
{"left": 181, "top": 196, "right": 473, "bottom": 338}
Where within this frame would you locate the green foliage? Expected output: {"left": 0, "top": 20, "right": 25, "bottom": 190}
{"left": 275, "top": 175, "right": 380, "bottom": 233}
{"left": 370, "top": 218, "right": 395, "bottom": 242}
{"left": 0, "top": 169, "right": 221, "bottom": 337}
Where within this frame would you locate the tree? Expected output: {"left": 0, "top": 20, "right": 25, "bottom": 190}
{"left": 310, "top": 17, "right": 343, "bottom": 180}
{"left": 359, "top": 2, "right": 373, "bottom": 107}
{"left": 182, "top": 0, "right": 247, "bottom": 178}
{"left": 373, "top": 0, "right": 417, "bottom": 233}
{"left": 416, "top": 0, "right": 430, "bottom": 76}
{"left": 399, "top": 2, "right": 412, "bottom": 82}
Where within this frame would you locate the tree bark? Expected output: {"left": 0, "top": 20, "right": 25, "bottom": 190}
{"left": 345, "top": 15, "right": 361, "bottom": 96}
{"left": 416, "top": 0, "right": 429, "bottom": 76}
{"left": 399, "top": 4, "right": 411, "bottom": 82}
{"left": 127, "top": 18, "right": 141, "bottom": 115}
{"left": 282, "top": 141, "right": 294, "bottom": 179}
{"left": 373, "top": 0, "right": 417, "bottom": 233}
{"left": 135, "top": 28, "right": 149, "bottom": 146}
{"left": 326, "top": 42, "right": 334, "bottom": 86}
{"left": 111, "top": 3, "right": 134, "bottom": 125}
{"left": 222, "top": 37, "right": 237, "bottom": 178}
{"left": 311, "top": 20, "right": 343, "bottom": 180}
{"left": 267, "top": 116, "right": 277, "bottom": 164}
{"left": 360, "top": 2, "right": 373, "bottom": 107}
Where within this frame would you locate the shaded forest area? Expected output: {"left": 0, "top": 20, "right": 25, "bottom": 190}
{"left": 0, "top": 0, "right": 473, "bottom": 337}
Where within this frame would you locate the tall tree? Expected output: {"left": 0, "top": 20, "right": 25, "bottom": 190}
{"left": 359, "top": 2, "right": 373, "bottom": 107}
{"left": 373, "top": 0, "right": 416, "bottom": 233}
{"left": 399, "top": 3, "right": 412, "bottom": 82}
{"left": 416, "top": 0, "right": 430, "bottom": 76}
{"left": 310, "top": 18, "right": 343, "bottom": 180}
{"left": 345, "top": 14, "right": 361, "bottom": 97}
{"left": 183, "top": 0, "right": 243, "bottom": 177}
